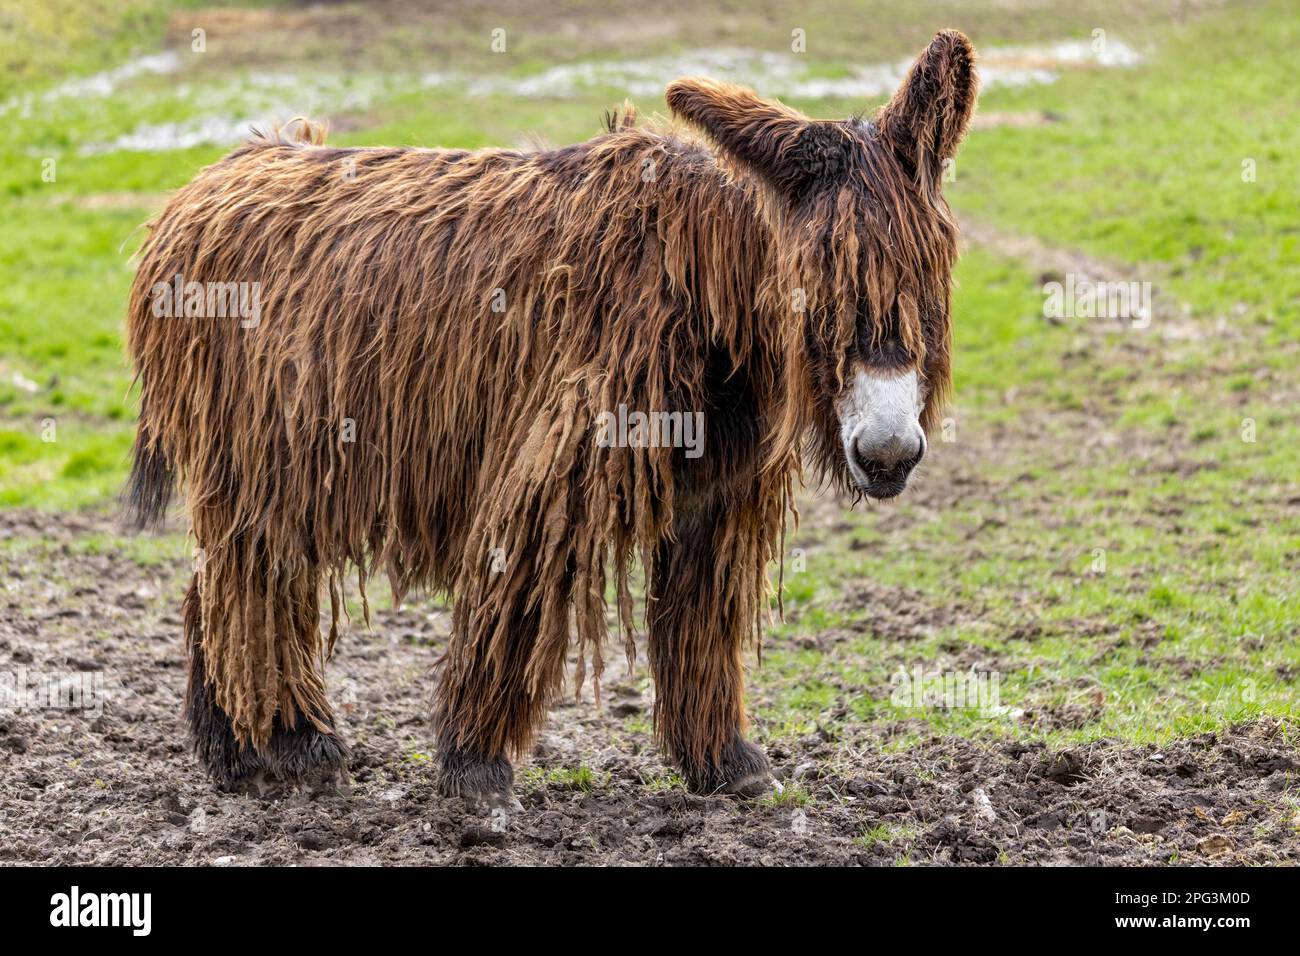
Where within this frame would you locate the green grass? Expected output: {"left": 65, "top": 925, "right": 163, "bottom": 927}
{"left": 856, "top": 822, "right": 916, "bottom": 849}
{"left": 0, "top": 527, "right": 189, "bottom": 566}
{"left": 759, "top": 784, "right": 813, "bottom": 808}
{"left": 0, "top": 0, "right": 226, "bottom": 94}
{"left": 521, "top": 765, "right": 608, "bottom": 793}
{"left": 949, "top": 0, "right": 1300, "bottom": 339}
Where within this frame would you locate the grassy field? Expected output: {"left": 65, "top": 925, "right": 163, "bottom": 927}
{"left": 1, "top": 0, "right": 1296, "bottom": 864}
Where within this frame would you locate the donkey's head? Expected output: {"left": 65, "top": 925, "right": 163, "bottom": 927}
{"left": 667, "top": 31, "right": 977, "bottom": 499}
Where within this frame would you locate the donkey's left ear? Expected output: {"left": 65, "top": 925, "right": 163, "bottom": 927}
{"left": 667, "top": 76, "right": 847, "bottom": 197}
{"left": 876, "top": 30, "right": 978, "bottom": 184}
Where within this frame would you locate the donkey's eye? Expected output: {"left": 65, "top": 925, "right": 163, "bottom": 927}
{"left": 854, "top": 299, "right": 881, "bottom": 350}
{"left": 854, "top": 317, "right": 873, "bottom": 357}
{"left": 861, "top": 337, "right": 912, "bottom": 369}
{"left": 855, "top": 301, "right": 911, "bottom": 369}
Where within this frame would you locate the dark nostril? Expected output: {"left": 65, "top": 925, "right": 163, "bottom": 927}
{"left": 854, "top": 430, "right": 924, "bottom": 472}
{"left": 849, "top": 440, "right": 871, "bottom": 474}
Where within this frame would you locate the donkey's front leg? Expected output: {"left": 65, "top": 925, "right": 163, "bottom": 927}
{"left": 647, "top": 503, "right": 775, "bottom": 796}
{"left": 433, "top": 594, "right": 552, "bottom": 811}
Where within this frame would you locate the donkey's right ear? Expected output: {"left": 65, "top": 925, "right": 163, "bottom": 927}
{"left": 667, "top": 77, "right": 847, "bottom": 197}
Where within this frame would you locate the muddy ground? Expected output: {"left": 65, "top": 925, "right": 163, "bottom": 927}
{"left": 0, "top": 505, "right": 1294, "bottom": 867}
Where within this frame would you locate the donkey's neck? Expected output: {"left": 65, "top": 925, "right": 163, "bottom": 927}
{"left": 643, "top": 138, "right": 797, "bottom": 477}
{"left": 655, "top": 140, "right": 779, "bottom": 365}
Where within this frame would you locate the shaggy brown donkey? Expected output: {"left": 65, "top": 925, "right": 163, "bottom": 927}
{"left": 125, "top": 31, "right": 977, "bottom": 802}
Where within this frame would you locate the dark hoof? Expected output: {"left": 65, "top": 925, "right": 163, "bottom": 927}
{"left": 437, "top": 746, "right": 517, "bottom": 808}
{"left": 684, "top": 737, "right": 774, "bottom": 796}
{"left": 261, "top": 720, "right": 350, "bottom": 788}
{"left": 187, "top": 632, "right": 348, "bottom": 794}
{"left": 191, "top": 695, "right": 349, "bottom": 795}
{"left": 725, "top": 769, "right": 781, "bottom": 798}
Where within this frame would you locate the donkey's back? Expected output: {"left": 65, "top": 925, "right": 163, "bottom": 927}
{"left": 127, "top": 118, "right": 721, "bottom": 581}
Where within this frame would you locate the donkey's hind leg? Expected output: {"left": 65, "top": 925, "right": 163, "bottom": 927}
{"left": 183, "top": 577, "right": 263, "bottom": 788}
{"left": 182, "top": 546, "right": 348, "bottom": 794}
{"left": 648, "top": 502, "right": 775, "bottom": 796}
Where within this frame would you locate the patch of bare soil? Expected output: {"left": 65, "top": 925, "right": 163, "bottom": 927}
{"left": 0, "top": 511, "right": 1294, "bottom": 866}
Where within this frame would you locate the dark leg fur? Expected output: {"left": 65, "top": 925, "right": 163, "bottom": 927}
{"left": 433, "top": 586, "right": 563, "bottom": 804}
{"left": 183, "top": 578, "right": 348, "bottom": 793}
{"left": 648, "top": 500, "right": 775, "bottom": 796}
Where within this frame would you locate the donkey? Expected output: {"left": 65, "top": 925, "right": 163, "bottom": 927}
{"left": 124, "top": 31, "right": 977, "bottom": 803}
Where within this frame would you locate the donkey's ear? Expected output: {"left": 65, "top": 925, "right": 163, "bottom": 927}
{"left": 667, "top": 77, "right": 847, "bottom": 197}
{"left": 876, "top": 30, "right": 978, "bottom": 184}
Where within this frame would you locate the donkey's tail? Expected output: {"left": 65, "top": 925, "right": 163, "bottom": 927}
{"left": 122, "top": 423, "right": 174, "bottom": 530}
